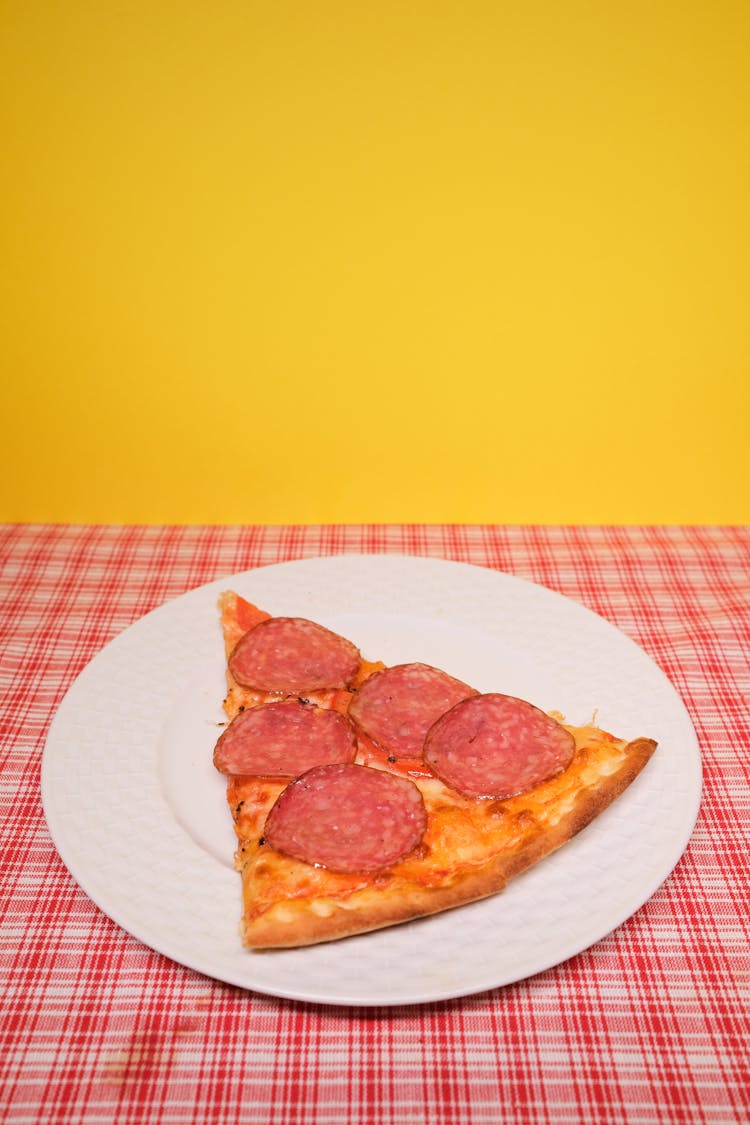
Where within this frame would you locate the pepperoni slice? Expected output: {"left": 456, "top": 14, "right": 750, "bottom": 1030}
{"left": 213, "top": 700, "right": 357, "bottom": 778}
{"left": 262, "top": 763, "right": 427, "bottom": 873}
{"left": 424, "top": 693, "right": 576, "bottom": 799}
{"left": 228, "top": 617, "right": 361, "bottom": 693}
{"left": 348, "top": 662, "right": 477, "bottom": 759}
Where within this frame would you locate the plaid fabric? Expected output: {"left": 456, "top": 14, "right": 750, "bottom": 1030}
{"left": 1, "top": 524, "right": 748, "bottom": 1125}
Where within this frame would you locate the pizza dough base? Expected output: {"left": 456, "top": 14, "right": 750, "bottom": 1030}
{"left": 235, "top": 734, "right": 657, "bottom": 949}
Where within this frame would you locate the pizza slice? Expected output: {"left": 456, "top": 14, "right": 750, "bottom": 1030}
{"left": 214, "top": 591, "right": 656, "bottom": 949}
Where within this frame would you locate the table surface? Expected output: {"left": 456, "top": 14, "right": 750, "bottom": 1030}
{"left": 1, "top": 524, "right": 748, "bottom": 1125}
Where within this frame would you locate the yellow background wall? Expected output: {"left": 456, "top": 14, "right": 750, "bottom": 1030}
{"left": 2, "top": 1, "right": 749, "bottom": 524}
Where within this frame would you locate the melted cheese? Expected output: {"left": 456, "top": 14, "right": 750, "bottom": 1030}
{"left": 218, "top": 592, "right": 652, "bottom": 944}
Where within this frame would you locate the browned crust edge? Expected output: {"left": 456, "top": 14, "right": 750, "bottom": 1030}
{"left": 243, "top": 736, "right": 657, "bottom": 949}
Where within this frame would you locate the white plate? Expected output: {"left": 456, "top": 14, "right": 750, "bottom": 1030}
{"left": 42, "top": 555, "right": 701, "bottom": 1006}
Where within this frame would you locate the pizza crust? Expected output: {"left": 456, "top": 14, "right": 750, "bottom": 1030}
{"left": 238, "top": 735, "right": 657, "bottom": 949}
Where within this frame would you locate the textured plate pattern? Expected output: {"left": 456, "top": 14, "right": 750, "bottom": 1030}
{"left": 41, "top": 555, "right": 701, "bottom": 1006}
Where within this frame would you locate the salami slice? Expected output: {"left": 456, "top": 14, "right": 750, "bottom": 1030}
{"left": 228, "top": 616, "right": 361, "bottom": 693}
{"left": 348, "top": 662, "right": 477, "bottom": 759}
{"left": 213, "top": 699, "right": 357, "bottom": 778}
{"left": 424, "top": 693, "right": 576, "bottom": 799}
{"left": 262, "top": 763, "right": 428, "bottom": 874}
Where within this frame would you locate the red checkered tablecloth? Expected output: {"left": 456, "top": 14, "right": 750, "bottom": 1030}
{"left": 1, "top": 524, "right": 748, "bottom": 1124}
